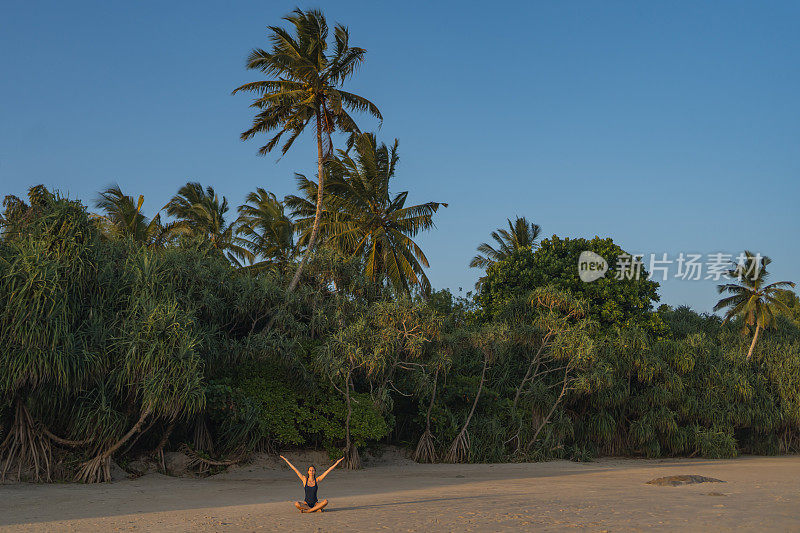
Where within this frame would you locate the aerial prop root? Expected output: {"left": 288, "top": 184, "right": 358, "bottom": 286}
{"left": 75, "top": 408, "right": 152, "bottom": 483}
{"left": 182, "top": 444, "right": 247, "bottom": 475}
{"left": 413, "top": 428, "right": 437, "bottom": 463}
{"left": 444, "top": 429, "right": 470, "bottom": 463}
{"left": 0, "top": 399, "right": 53, "bottom": 482}
{"left": 344, "top": 441, "right": 361, "bottom": 470}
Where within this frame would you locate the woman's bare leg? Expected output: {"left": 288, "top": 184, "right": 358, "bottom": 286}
{"left": 306, "top": 499, "right": 328, "bottom": 513}
{"left": 294, "top": 501, "right": 310, "bottom": 512}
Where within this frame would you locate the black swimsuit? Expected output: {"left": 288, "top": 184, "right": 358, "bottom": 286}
{"left": 304, "top": 480, "right": 318, "bottom": 508}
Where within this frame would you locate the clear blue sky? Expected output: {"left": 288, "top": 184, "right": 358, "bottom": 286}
{"left": 1, "top": 1, "right": 798, "bottom": 312}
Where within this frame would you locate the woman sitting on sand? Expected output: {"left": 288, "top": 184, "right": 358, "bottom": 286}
{"left": 280, "top": 455, "right": 344, "bottom": 513}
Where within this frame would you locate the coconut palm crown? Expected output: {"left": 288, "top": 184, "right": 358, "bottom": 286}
{"left": 286, "top": 133, "right": 446, "bottom": 294}
{"left": 92, "top": 185, "right": 177, "bottom": 247}
{"left": 165, "top": 182, "right": 252, "bottom": 264}
{"left": 235, "top": 188, "right": 296, "bottom": 274}
{"left": 470, "top": 216, "right": 542, "bottom": 269}
{"left": 714, "top": 251, "right": 795, "bottom": 360}
{"left": 232, "top": 8, "right": 381, "bottom": 291}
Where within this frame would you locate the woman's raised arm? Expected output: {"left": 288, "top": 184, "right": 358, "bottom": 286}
{"left": 279, "top": 455, "right": 306, "bottom": 483}
{"left": 316, "top": 457, "right": 344, "bottom": 482}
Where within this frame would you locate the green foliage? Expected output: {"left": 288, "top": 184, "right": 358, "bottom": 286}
{"left": 207, "top": 365, "right": 389, "bottom": 451}
{"left": 232, "top": 8, "right": 381, "bottom": 157}
{"left": 235, "top": 188, "right": 296, "bottom": 274}
{"left": 165, "top": 182, "right": 252, "bottom": 264}
{"left": 93, "top": 185, "right": 178, "bottom": 246}
{"left": 2, "top": 184, "right": 798, "bottom": 482}
{"left": 400, "top": 293, "right": 800, "bottom": 464}
{"left": 775, "top": 290, "right": 800, "bottom": 327}
{"left": 477, "top": 235, "right": 667, "bottom": 336}
{"left": 0, "top": 188, "right": 206, "bottom": 481}
{"left": 470, "top": 216, "right": 542, "bottom": 270}
{"left": 286, "top": 133, "right": 446, "bottom": 294}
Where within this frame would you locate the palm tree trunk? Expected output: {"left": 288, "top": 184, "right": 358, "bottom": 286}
{"left": 527, "top": 365, "right": 570, "bottom": 451}
{"left": 746, "top": 324, "right": 761, "bottom": 361}
{"left": 287, "top": 109, "right": 325, "bottom": 292}
{"left": 154, "top": 419, "right": 176, "bottom": 472}
{"left": 75, "top": 408, "right": 152, "bottom": 483}
{"left": 413, "top": 368, "right": 439, "bottom": 463}
{"left": 344, "top": 371, "right": 360, "bottom": 469}
{"left": 460, "top": 356, "right": 488, "bottom": 439}
{"left": 513, "top": 333, "right": 550, "bottom": 409}
{"left": 345, "top": 372, "right": 352, "bottom": 449}
{"left": 425, "top": 368, "right": 439, "bottom": 434}
{"left": 445, "top": 355, "right": 488, "bottom": 463}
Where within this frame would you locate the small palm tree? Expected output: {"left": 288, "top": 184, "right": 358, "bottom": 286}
{"left": 1, "top": 195, "right": 29, "bottom": 240}
{"left": 1, "top": 186, "right": 53, "bottom": 240}
{"left": 165, "top": 182, "right": 252, "bottom": 264}
{"left": 286, "top": 133, "right": 446, "bottom": 294}
{"left": 236, "top": 188, "right": 296, "bottom": 274}
{"left": 470, "top": 216, "right": 542, "bottom": 269}
{"left": 714, "top": 251, "right": 795, "bottom": 360}
{"left": 233, "top": 8, "right": 381, "bottom": 291}
{"left": 93, "top": 185, "right": 176, "bottom": 247}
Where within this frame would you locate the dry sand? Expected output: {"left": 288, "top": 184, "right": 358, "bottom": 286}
{"left": 1, "top": 454, "right": 799, "bottom": 532}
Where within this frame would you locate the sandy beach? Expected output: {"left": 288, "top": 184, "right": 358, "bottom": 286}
{"left": 1, "top": 455, "right": 798, "bottom": 532}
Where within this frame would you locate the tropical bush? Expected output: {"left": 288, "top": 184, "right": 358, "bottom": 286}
{"left": 476, "top": 236, "right": 667, "bottom": 336}
{"left": 0, "top": 190, "right": 204, "bottom": 482}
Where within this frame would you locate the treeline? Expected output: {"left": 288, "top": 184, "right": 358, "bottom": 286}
{"left": 1, "top": 187, "right": 798, "bottom": 483}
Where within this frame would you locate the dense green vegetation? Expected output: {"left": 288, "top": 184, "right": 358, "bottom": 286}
{"left": 476, "top": 235, "right": 667, "bottom": 336}
{"left": 1, "top": 185, "right": 798, "bottom": 483}
{"left": 1, "top": 8, "right": 797, "bottom": 483}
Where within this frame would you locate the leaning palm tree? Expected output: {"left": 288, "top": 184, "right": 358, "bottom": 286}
{"left": 164, "top": 182, "right": 252, "bottom": 264}
{"left": 232, "top": 8, "right": 382, "bottom": 291}
{"left": 286, "top": 133, "right": 446, "bottom": 294}
{"left": 714, "top": 251, "right": 795, "bottom": 360}
{"left": 92, "top": 185, "right": 176, "bottom": 247}
{"left": 470, "top": 216, "right": 542, "bottom": 269}
{"left": 236, "top": 188, "right": 296, "bottom": 274}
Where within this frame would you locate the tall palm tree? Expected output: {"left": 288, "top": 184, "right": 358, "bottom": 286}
{"left": 470, "top": 216, "right": 542, "bottom": 269}
{"left": 286, "top": 133, "right": 446, "bottom": 294}
{"left": 93, "top": 185, "right": 176, "bottom": 247}
{"left": 232, "top": 8, "right": 382, "bottom": 291}
{"left": 164, "top": 182, "right": 252, "bottom": 264}
{"left": 714, "top": 251, "right": 795, "bottom": 360}
{"left": 236, "top": 188, "right": 296, "bottom": 274}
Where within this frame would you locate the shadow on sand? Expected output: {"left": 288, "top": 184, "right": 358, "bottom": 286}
{"left": 324, "top": 494, "right": 487, "bottom": 512}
